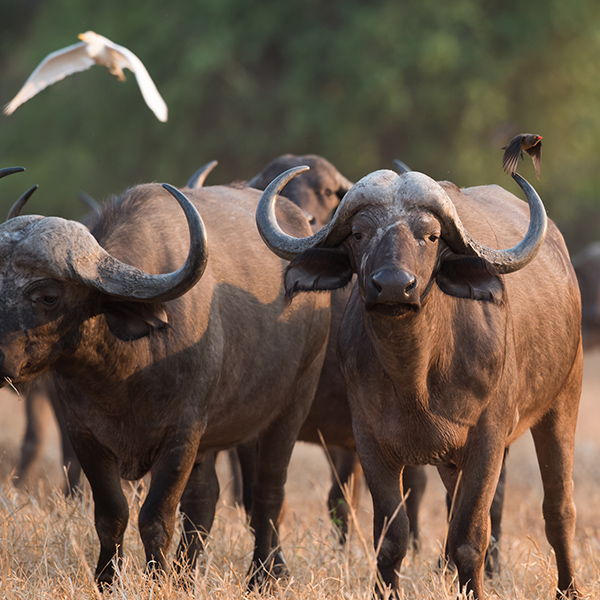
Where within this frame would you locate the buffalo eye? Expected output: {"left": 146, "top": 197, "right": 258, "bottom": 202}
{"left": 324, "top": 188, "right": 333, "bottom": 197}
{"left": 27, "top": 281, "right": 63, "bottom": 310}
{"left": 353, "top": 232, "right": 363, "bottom": 241}
{"left": 428, "top": 234, "right": 439, "bottom": 243}
{"left": 41, "top": 294, "right": 59, "bottom": 307}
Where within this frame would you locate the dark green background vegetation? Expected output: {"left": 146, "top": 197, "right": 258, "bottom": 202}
{"left": 1, "top": 0, "right": 599, "bottom": 251}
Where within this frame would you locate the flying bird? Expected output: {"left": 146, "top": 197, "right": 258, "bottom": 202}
{"left": 3, "top": 31, "right": 168, "bottom": 122}
{"left": 502, "top": 133, "right": 542, "bottom": 179}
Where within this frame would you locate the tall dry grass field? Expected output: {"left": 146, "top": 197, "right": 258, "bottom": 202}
{"left": 1, "top": 352, "right": 599, "bottom": 599}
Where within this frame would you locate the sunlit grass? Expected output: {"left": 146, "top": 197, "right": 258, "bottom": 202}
{"left": 1, "top": 350, "right": 600, "bottom": 598}
{"left": 1, "top": 448, "right": 598, "bottom": 599}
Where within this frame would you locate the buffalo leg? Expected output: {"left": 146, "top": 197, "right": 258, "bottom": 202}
{"left": 175, "top": 450, "right": 220, "bottom": 569}
{"left": 531, "top": 402, "right": 580, "bottom": 598}
{"left": 246, "top": 357, "right": 325, "bottom": 590}
{"left": 440, "top": 454, "right": 507, "bottom": 575}
{"left": 68, "top": 432, "right": 129, "bottom": 587}
{"left": 46, "top": 379, "right": 82, "bottom": 495}
{"left": 485, "top": 452, "right": 507, "bottom": 576}
{"left": 138, "top": 430, "right": 201, "bottom": 574}
{"left": 438, "top": 442, "right": 506, "bottom": 600}
{"left": 235, "top": 438, "right": 290, "bottom": 528}
{"left": 15, "top": 386, "right": 50, "bottom": 488}
{"left": 236, "top": 438, "right": 259, "bottom": 514}
{"left": 402, "top": 465, "right": 427, "bottom": 550}
{"left": 247, "top": 417, "right": 310, "bottom": 589}
{"left": 327, "top": 447, "right": 362, "bottom": 543}
{"left": 246, "top": 431, "right": 291, "bottom": 588}
{"left": 354, "top": 429, "right": 409, "bottom": 597}
{"left": 226, "top": 448, "right": 244, "bottom": 507}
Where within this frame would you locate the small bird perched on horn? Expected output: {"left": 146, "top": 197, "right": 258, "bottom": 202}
{"left": 502, "top": 133, "right": 542, "bottom": 179}
{"left": 3, "top": 31, "right": 168, "bottom": 122}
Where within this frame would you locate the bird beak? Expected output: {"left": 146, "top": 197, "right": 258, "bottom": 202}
{"left": 77, "top": 33, "right": 86, "bottom": 41}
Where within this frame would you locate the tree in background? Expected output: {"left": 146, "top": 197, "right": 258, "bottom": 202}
{"left": 1, "top": 0, "right": 600, "bottom": 250}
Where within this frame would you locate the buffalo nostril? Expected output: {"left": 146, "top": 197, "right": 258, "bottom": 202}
{"left": 368, "top": 268, "right": 418, "bottom": 305}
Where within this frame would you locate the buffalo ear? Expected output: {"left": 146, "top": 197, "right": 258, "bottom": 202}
{"left": 284, "top": 247, "right": 353, "bottom": 300}
{"left": 436, "top": 254, "right": 504, "bottom": 303}
{"left": 104, "top": 301, "right": 169, "bottom": 341}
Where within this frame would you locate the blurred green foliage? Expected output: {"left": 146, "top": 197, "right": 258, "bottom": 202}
{"left": 1, "top": 0, "right": 600, "bottom": 251}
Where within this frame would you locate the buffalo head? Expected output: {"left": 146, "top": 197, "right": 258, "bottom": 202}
{"left": 0, "top": 182, "right": 208, "bottom": 384}
{"left": 256, "top": 167, "right": 547, "bottom": 311}
{"left": 248, "top": 154, "right": 353, "bottom": 227}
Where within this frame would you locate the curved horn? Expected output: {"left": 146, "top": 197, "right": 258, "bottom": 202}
{"left": 186, "top": 160, "right": 218, "bottom": 189}
{"left": 437, "top": 173, "right": 547, "bottom": 274}
{"left": 256, "top": 166, "right": 357, "bottom": 261}
{"left": 78, "top": 190, "right": 102, "bottom": 213}
{"left": 7, "top": 185, "right": 38, "bottom": 220}
{"left": 3, "top": 167, "right": 39, "bottom": 220}
{"left": 0, "top": 166, "right": 25, "bottom": 179}
{"left": 393, "top": 159, "right": 412, "bottom": 174}
{"left": 73, "top": 184, "right": 209, "bottom": 302}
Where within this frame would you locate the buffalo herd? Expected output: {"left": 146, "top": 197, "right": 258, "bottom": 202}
{"left": 0, "top": 157, "right": 584, "bottom": 598}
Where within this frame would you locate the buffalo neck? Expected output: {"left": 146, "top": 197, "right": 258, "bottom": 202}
{"left": 363, "top": 294, "right": 448, "bottom": 391}
{"left": 361, "top": 282, "right": 507, "bottom": 427}
{"left": 54, "top": 312, "right": 175, "bottom": 409}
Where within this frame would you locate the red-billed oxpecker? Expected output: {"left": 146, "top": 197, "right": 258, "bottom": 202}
{"left": 502, "top": 133, "right": 543, "bottom": 179}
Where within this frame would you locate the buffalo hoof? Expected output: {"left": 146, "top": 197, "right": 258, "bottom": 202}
{"left": 437, "top": 544, "right": 501, "bottom": 580}
{"left": 142, "top": 558, "right": 171, "bottom": 585}
{"left": 484, "top": 537, "right": 501, "bottom": 578}
{"left": 95, "top": 562, "right": 117, "bottom": 590}
{"left": 246, "top": 552, "right": 289, "bottom": 593}
{"left": 556, "top": 582, "right": 579, "bottom": 599}
{"left": 95, "top": 574, "right": 114, "bottom": 593}
{"left": 372, "top": 581, "right": 400, "bottom": 600}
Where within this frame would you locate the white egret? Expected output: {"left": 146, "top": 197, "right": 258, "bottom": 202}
{"left": 4, "top": 31, "right": 168, "bottom": 122}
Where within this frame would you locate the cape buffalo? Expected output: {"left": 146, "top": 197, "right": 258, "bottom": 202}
{"left": 245, "top": 154, "right": 427, "bottom": 545}
{"left": 14, "top": 168, "right": 217, "bottom": 495}
{"left": 256, "top": 167, "right": 582, "bottom": 599}
{"left": 0, "top": 168, "right": 329, "bottom": 588}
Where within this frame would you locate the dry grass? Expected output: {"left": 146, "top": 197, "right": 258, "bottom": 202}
{"left": 1, "top": 352, "right": 600, "bottom": 598}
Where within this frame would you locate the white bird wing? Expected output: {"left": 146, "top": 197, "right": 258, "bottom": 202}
{"left": 4, "top": 42, "right": 94, "bottom": 115}
{"left": 102, "top": 38, "right": 168, "bottom": 122}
